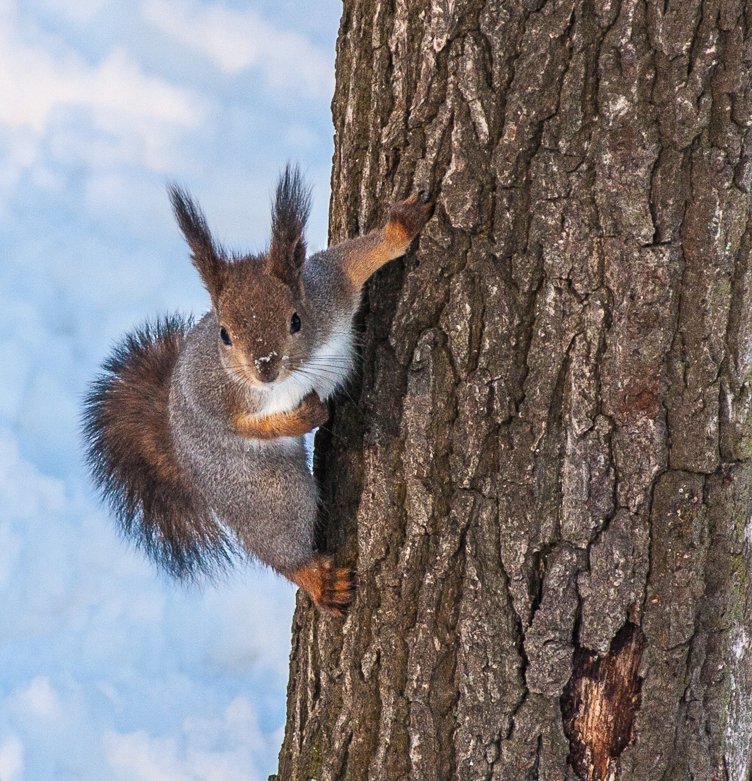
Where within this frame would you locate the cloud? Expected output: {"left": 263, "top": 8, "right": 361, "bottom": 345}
{"left": 0, "top": 19, "right": 202, "bottom": 134}
{"left": 38, "top": 0, "right": 111, "bottom": 22}
{"left": 11, "top": 677, "right": 62, "bottom": 719}
{"left": 104, "top": 698, "right": 267, "bottom": 781}
{"left": 0, "top": 3, "right": 207, "bottom": 204}
{"left": 142, "top": 0, "right": 333, "bottom": 97}
{"left": 0, "top": 736, "right": 24, "bottom": 781}
{"left": 0, "top": 350, "right": 293, "bottom": 779}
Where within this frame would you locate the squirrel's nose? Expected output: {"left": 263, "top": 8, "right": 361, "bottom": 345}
{"left": 255, "top": 356, "right": 280, "bottom": 383}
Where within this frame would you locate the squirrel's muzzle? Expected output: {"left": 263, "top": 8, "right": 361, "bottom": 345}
{"left": 254, "top": 354, "right": 281, "bottom": 383}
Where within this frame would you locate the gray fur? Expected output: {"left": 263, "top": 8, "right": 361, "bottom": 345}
{"left": 169, "top": 249, "right": 358, "bottom": 573}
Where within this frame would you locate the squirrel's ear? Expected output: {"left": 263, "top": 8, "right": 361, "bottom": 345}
{"left": 267, "top": 164, "right": 312, "bottom": 284}
{"left": 168, "top": 184, "right": 226, "bottom": 299}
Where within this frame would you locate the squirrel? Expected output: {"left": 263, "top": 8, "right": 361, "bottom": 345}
{"left": 82, "top": 165, "right": 433, "bottom": 615}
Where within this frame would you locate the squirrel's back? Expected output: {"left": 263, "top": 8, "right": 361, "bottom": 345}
{"left": 82, "top": 315, "right": 235, "bottom": 578}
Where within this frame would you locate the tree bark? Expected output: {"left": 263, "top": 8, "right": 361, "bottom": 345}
{"left": 276, "top": 1, "right": 752, "bottom": 779}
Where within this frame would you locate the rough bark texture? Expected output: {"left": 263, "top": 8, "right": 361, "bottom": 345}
{"left": 275, "top": 1, "right": 752, "bottom": 779}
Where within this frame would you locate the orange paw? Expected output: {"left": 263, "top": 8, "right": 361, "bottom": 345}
{"left": 387, "top": 191, "right": 434, "bottom": 242}
{"left": 288, "top": 554, "right": 356, "bottom": 617}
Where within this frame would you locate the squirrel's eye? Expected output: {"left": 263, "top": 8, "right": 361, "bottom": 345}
{"left": 290, "top": 312, "right": 301, "bottom": 334}
{"left": 219, "top": 326, "right": 232, "bottom": 346}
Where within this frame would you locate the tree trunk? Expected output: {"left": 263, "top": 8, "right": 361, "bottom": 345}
{"left": 276, "top": 1, "right": 752, "bottom": 779}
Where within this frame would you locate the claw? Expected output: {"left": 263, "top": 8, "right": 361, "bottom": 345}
{"left": 287, "top": 554, "right": 356, "bottom": 617}
{"left": 299, "top": 391, "right": 329, "bottom": 430}
{"left": 388, "top": 193, "right": 434, "bottom": 240}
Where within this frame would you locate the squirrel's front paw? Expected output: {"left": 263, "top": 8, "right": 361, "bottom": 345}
{"left": 298, "top": 391, "right": 329, "bottom": 431}
{"left": 388, "top": 191, "right": 434, "bottom": 241}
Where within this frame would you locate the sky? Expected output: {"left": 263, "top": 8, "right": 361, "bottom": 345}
{"left": 0, "top": 1, "right": 341, "bottom": 778}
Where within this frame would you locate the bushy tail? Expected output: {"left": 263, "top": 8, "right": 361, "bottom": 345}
{"left": 82, "top": 315, "right": 236, "bottom": 579}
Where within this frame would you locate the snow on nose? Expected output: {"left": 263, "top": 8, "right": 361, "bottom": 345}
{"left": 254, "top": 352, "right": 280, "bottom": 382}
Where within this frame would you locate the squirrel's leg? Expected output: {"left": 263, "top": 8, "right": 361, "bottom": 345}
{"left": 285, "top": 554, "right": 356, "bottom": 617}
{"left": 232, "top": 391, "right": 328, "bottom": 439}
{"left": 334, "top": 193, "right": 433, "bottom": 289}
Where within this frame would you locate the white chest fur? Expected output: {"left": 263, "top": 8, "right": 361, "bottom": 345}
{"left": 254, "top": 324, "right": 354, "bottom": 417}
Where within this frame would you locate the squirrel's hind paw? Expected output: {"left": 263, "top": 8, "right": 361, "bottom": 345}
{"left": 319, "top": 560, "right": 356, "bottom": 617}
{"left": 288, "top": 554, "right": 356, "bottom": 617}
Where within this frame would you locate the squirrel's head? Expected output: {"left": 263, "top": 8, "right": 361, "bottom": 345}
{"left": 169, "top": 166, "right": 316, "bottom": 387}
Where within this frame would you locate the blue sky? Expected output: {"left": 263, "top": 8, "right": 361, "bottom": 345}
{"left": 0, "top": 1, "right": 341, "bottom": 778}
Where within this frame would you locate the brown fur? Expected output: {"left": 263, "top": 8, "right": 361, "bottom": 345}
{"left": 170, "top": 184, "right": 317, "bottom": 388}
{"left": 214, "top": 260, "right": 315, "bottom": 387}
{"left": 340, "top": 193, "right": 434, "bottom": 288}
{"left": 267, "top": 164, "right": 311, "bottom": 283}
{"left": 168, "top": 185, "right": 227, "bottom": 302}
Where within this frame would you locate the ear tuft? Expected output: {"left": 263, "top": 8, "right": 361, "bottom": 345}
{"left": 168, "top": 184, "right": 226, "bottom": 299}
{"left": 268, "top": 164, "right": 312, "bottom": 283}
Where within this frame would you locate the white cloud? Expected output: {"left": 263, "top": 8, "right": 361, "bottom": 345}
{"left": 0, "top": 736, "right": 24, "bottom": 781}
{"left": 0, "top": 24, "right": 202, "bottom": 133}
{"left": 142, "top": 0, "right": 333, "bottom": 97}
{"left": 104, "top": 698, "right": 267, "bottom": 781}
{"left": 105, "top": 732, "right": 186, "bottom": 781}
{"left": 0, "top": 438, "right": 66, "bottom": 525}
{"left": 39, "top": 0, "right": 110, "bottom": 22}
{"left": 11, "top": 677, "right": 62, "bottom": 719}
{"left": 0, "top": 4, "right": 207, "bottom": 204}
{"left": 0, "top": 374, "right": 292, "bottom": 780}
